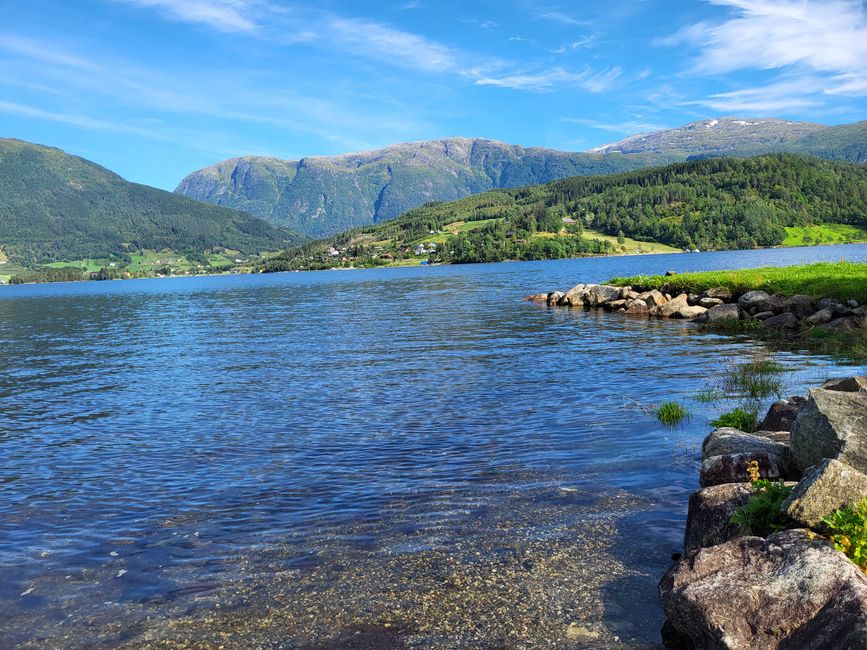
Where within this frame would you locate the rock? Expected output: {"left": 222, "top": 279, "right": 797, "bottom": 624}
{"left": 701, "top": 428, "right": 792, "bottom": 465}
{"left": 700, "top": 287, "right": 733, "bottom": 301}
{"left": 738, "top": 290, "right": 771, "bottom": 313}
{"left": 804, "top": 308, "right": 834, "bottom": 326}
{"left": 660, "top": 619, "right": 694, "bottom": 650}
{"left": 637, "top": 289, "right": 668, "bottom": 308}
{"left": 700, "top": 451, "right": 787, "bottom": 487}
{"left": 665, "top": 270, "right": 678, "bottom": 276}
{"left": 684, "top": 483, "right": 754, "bottom": 554}
{"left": 815, "top": 316, "right": 862, "bottom": 332}
{"left": 654, "top": 293, "right": 690, "bottom": 318}
{"left": 785, "top": 294, "right": 815, "bottom": 319}
{"left": 848, "top": 299, "right": 860, "bottom": 309}
{"left": 672, "top": 305, "right": 708, "bottom": 320}
{"left": 766, "top": 294, "right": 787, "bottom": 314}
{"left": 752, "top": 310, "right": 775, "bottom": 320}
{"left": 585, "top": 284, "right": 621, "bottom": 307}
{"left": 698, "top": 297, "right": 724, "bottom": 308}
{"left": 605, "top": 299, "right": 628, "bottom": 311}
{"left": 624, "top": 299, "right": 648, "bottom": 315}
{"left": 822, "top": 376, "right": 867, "bottom": 393}
{"left": 560, "top": 284, "right": 587, "bottom": 307}
{"left": 758, "top": 397, "right": 805, "bottom": 432}
{"left": 546, "top": 291, "right": 565, "bottom": 306}
{"left": 624, "top": 289, "right": 640, "bottom": 301}
{"left": 523, "top": 293, "right": 550, "bottom": 303}
{"left": 791, "top": 388, "right": 867, "bottom": 472}
{"left": 758, "top": 430, "right": 791, "bottom": 445}
{"left": 660, "top": 529, "right": 867, "bottom": 650}
{"left": 856, "top": 305, "right": 867, "bottom": 318}
{"left": 781, "top": 459, "right": 867, "bottom": 530}
{"left": 816, "top": 297, "right": 850, "bottom": 317}
{"left": 705, "top": 303, "right": 740, "bottom": 323}
{"left": 687, "top": 293, "right": 701, "bottom": 306}
{"left": 760, "top": 312, "right": 801, "bottom": 330}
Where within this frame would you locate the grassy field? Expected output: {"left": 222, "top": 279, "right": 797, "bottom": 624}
{"left": 419, "top": 219, "right": 502, "bottom": 245}
{"left": 583, "top": 229, "right": 681, "bottom": 254}
{"left": 611, "top": 262, "right": 867, "bottom": 303}
{"left": 783, "top": 224, "right": 867, "bottom": 247}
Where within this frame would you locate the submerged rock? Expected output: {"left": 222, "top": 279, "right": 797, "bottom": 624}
{"left": 781, "top": 459, "right": 867, "bottom": 531}
{"left": 546, "top": 291, "right": 565, "bottom": 306}
{"left": 791, "top": 388, "right": 867, "bottom": 472}
{"left": 660, "top": 529, "right": 867, "bottom": 650}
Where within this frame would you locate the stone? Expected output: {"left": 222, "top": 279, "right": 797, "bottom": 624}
{"left": 822, "top": 376, "right": 867, "bottom": 393}
{"left": 665, "top": 270, "right": 678, "bottom": 276}
{"left": 624, "top": 290, "right": 640, "bottom": 301}
{"left": 738, "top": 290, "right": 771, "bottom": 313}
{"left": 804, "top": 308, "right": 834, "bottom": 326}
{"left": 752, "top": 310, "right": 774, "bottom": 320}
{"left": 605, "top": 299, "right": 628, "bottom": 311}
{"left": 781, "top": 459, "right": 867, "bottom": 530}
{"left": 585, "top": 284, "right": 621, "bottom": 307}
{"left": 654, "top": 293, "right": 690, "bottom": 318}
{"left": 791, "top": 388, "right": 867, "bottom": 472}
{"left": 760, "top": 312, "right": 801, "bottom": 330}
{"left": 637, "top": 289, "right": 668, "bottom": 308}
{"left": 785, "top": 294, "right": 815, "bottom": 319}
{"left": 816, "top": 297, "right": 850, "bottom": 317}
{"left": 624, "top": 299, "right": 648, "bottom": 315}
{"left": 766, "top": 294, "right": 787, "bottom": 314}
{"left": 848, "top": 299, "right": 860, "bottom": 309}
{"left": 672, "top": 305, "right": 708, "bottom": 320}
{"left": 758, "top": 396, "right": 806, "bottom": 432}
{"left": 815, "top": 316, "right": 862, "bottom": 332}
{"left": 698, "top": 297, "right": 724, "bottom": 308}
{"left": 705, "top": 303, "right": 740, "bottom": 323}
{"left": 660, "top": 529, "right": 867, "bottom": 650}
{"left": 700, "top": 451, "right": 787, "bottom": 487}
{"left": 546, "top": 291, "right": 565, "bottom": 306}
{"left": 701, "top": 428, "right": 791, "bottom": 464}
{"left": 684, "top": 483, "right": 754, "bottom": 553}
{"left": 523, "top": 293, "right": 549, "bottom": 303}
{"left": 560, "top": 284, "right": 587, "bottom": 307}
{"left": 700, "top": 287, "right": 733, "bottom": 301}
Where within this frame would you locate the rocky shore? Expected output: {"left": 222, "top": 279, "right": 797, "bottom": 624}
{"left": 524, "top": 282, "right": 865, "bottom": 334}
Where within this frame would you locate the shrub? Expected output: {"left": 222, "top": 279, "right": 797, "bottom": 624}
{"left": 822, "top": 498, "right": 867, "bottom": 572}
{"left": 710, "top": 408, "right": 759, "bottom": 433}
{"left": 653, "top": 401, "right": 690, "bottom": 427}
{"left": 731, "top": 462, "right": 793, "bottom": 535}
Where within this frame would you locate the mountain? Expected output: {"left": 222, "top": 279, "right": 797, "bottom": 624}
{"left": 261, "top": 154, "right": 867, "bottom": 271}
{"left": 0, "top": 138, "right": 301, "bottom": 266}
{"left": 588, "top": 118, "right": 826, "bottom": 155}
{"left": 175, "top": 138, "right": 677, "bottom": 238}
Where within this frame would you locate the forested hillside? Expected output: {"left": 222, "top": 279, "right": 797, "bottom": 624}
{"left": 261, "top": 154, "right": 867, "bottom": 270}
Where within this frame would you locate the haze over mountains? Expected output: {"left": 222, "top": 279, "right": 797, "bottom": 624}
{"left": 176, "top": 118, "right": 867, "bottom": 239}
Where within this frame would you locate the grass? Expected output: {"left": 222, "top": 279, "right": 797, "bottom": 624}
{"left": 783, "top": 224, "right": 867, "bottom": 247}
{"left": 610, "top": 261, "right": 867, "bottom": 303}
{"left": 653, "top": 401, "right": 690, "bottom": 427}
{"left": 710, "top": 407, "right": 759, "bottom": 433}
{"left": 583, "top": 229, "right": 681, "bottom": 254}
{"left": 722, "top": 357, "right": 785, "bottom": 400}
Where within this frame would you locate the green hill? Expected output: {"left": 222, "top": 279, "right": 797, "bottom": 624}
{"left": 261, "top": 154, "right": 867, "bottom": 270}
{"left": 0, "top": 138, "right": 302, "bottom": 267}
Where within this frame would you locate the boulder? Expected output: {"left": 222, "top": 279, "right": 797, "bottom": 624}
{"left": 585, "top": 284, "right": 621, "bottom": 307}
{"left": 546, "top": 291, "right": 565, "bottom": 306}
{"left": 623, "top": 289, "right": 640, "bottom": 301}
{"left": 660, "top": 529, "right": 867, "bottom": 650}
{"left": 653, "top": 294, "right": 690, "bottom": 318}
{"left": 705, "top": 303, "right": 740, "bottom": 323}
{"left": 738, "top": 290, "right": 771, "bottom": 313}
{"left": 672, "top": 305, "right": 708, "bottom": 320}
{"left": 758, "top": 396, "right": 806, "bottom": 432}
{"left": 752, "top": 310, "right": 774, "bottom": 320}
{"left": 766, "top": 294, "right": 787, "bottom": 314}
{"left": 815, "top": 316, "right": 862, "bottom": 333}
{"left": 700, "top": 287, "right": 734, "bottom": 301}
{"left": 624, "top": 299, "right": 648, "bottom": 315}
{"left": 760, "top": 312, "right": 801, "bottom": 330}
{"left": 665, "top": 270, "right": 678, "bottom": 276}
{"left": 816, "top": 297, "right": 850, "bottom": 317}
{"left": 804, "top": 308, "right": 834, "bottom": 326}
{"left": 781, "top": 459, "right": 867, "bottom": 530}
{"left": 785, "top": 294, "right": 815, "bottom": 320}
{"left": 700, "top": 451, "right": 787, "bottom": 487}
{"left": 702, "top": 428, "right": 791, "bottom": 460}
{"left": 791, "top": 387, "right": 867, "bottom": 472}
{"left": 822, "top": 376, "right": 867, "bottom": 393}
{"left": 684, "top": 483, "right": 754, "bottom": 554}
{"left": 604, "top": 299, "right": 628, "bottom": 311}
{"left": 523, "top": 293, "right": 550, "bottom": 303}
{"left": 560, "top": 284, "right": 587, "bottom": 307}
{"left": 848, "top": 299, "right": 860, "bottom": 309}
{"left": 698, "top": 297, "right": 724, "bottom": 309}
{"left": 638, "top": 289, "right": 668, "bottom": 308}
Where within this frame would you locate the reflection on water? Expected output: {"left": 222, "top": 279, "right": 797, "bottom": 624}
{"left": 1, "top": 245, "right": 866, "bottom": 648}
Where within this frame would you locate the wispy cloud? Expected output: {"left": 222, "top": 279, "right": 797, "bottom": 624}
{"left": 685, "top": 79, "right": 825, "bottom": 113}
{"left": 551, "top": 34, "right": 597, "bottom": 54}
{"left": 475, "top": 66, "right": 621, "bottom": 93}
{"left": 563, "top": 116, "right": 669, "bottom": 134}
{"left": 535, "top": 9, "right": 585, "bottom": 26}
{"left": 115, "top": 0, "right": 260, "bottom": 33}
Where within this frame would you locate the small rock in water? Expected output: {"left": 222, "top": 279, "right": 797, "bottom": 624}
{"left": 20, "top": 586, "right": 34, "bottom": 596}
{"left": 109, "top": 551, "right": 119, "bottom": 557}
{"left": 116, "top": 569, "right": 127, "bottom": 578}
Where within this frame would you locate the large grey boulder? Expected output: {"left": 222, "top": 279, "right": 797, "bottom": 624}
{"left": 766, "top": 294, "right": 787, "bottom": 314}
{"left": 815, "top": 316, "right": 862, "bottom": 333}
{"left": 705, "top": 303, "right": 740, "bottom": 323}
{"left": 546, "top": 291, "right": 565, "bottom": 306}
{"left": 760, "top": 312, "right": 800, "bottom": 330}
{"left": 560, "top": 284, "right": 587, "bottom": 307}
{"left": 781, "top": 459, "right": 867, "bottom": 530}
{"left": 653, "top": 293, "right": 690, "bottom": 318}
{"left": 791, "top": 388, "right": 867, "bottom": 472}
{"left": 701, "top": 428, "right": 791, "bottom": 463}
{"left": 698, "top": 297, "right": 724, "bottom": 309}
{"left": 785, "top": 294, "right": 815, "bottom": 319}
{"left": 624, "top": 299, "right": 648, "bottom": 315}
{"left": 700, "top": 451, "right": 787, "bottom": 487}
{"left": 804, "top": 308, "right": 834, "bottom": 326}
{"left": 758, "top": 396, "right": 806, "bottom": 432}
{"left": 672, "top": 305, "right": 708, "bottom": 320}
{"left": 585, "top": 284, "right": 621, "bottom": 307}
{"left": 523, "top": 293, "right": 550, "bottom": 303}
{"left": 684, "top": 483, "right": 754, "bottom": 554}
{"left": 700, "top": 287, "right": 733, "bottom": 301}
{"left": 738, "top": 290, "right": 771, "bottom": 314}
{"left": 660, "top": 529, "right": 867, "bottom": 650}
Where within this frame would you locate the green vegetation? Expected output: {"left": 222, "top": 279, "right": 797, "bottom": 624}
{"left": 722, "top": 357, "right": 785, "bottom": 400}
{"left": 783, "top": 224, "right": 867, "bottom": 247}
{"left": 731, "top": 475, "right": 794, "bottom": 536}
{"left": 653, "top": 401, "right": 690, "bottom": 427}
{"left": 612, "top": 262, "right": 867, "bottom": 304}
{"left": 823, "top": 498, "right": 867, "bottom": 573}
{"left": 710, "top": 408, "right": 759, "bottom": 433}
{"left": 0, "top": 138, "right": 302, "bottom": 268}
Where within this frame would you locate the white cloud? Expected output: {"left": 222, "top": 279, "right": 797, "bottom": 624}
{"left": 116, "top": 0, "right": 260, "bottom": 33}
{"left": 563, "top": 117, "right": 669, "bottom": 134}
{"left": 686, "top": 79, "right": 825, "bottom": 113}
{"left": 476, "top": 66, "right": 621, "bottom": 93}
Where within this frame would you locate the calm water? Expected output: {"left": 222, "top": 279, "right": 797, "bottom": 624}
{"left": 1, "top": 245, "right": 866, "bottom": 648}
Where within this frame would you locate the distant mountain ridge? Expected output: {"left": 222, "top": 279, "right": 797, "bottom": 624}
{"left": 0, "top": 138, "right": 301, "bottom": 265}
{"left": 176, "top": 118, "right": 867, "bottom": 239}
{"left": 175, "top": 138, "right": 677, "bottom": 238}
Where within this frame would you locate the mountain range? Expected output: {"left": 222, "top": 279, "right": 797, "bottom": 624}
{"left": 176, "top": 118, "right": 867, "bottom": 239}
{"left": 0, "top": 138, "right": 301, "bottom": 266}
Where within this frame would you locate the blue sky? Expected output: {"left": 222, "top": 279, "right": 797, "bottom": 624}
{"left": 2, "top": 0, "right": 866, "bottom": 190}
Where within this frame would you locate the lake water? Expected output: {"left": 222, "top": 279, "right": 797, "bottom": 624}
{"left": 2, "top": 245, "right": 866, "bottom": 649}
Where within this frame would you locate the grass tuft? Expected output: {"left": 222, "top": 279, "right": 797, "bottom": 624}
{"left": 653, "top": 401, "right": 690, "bottom": 427}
